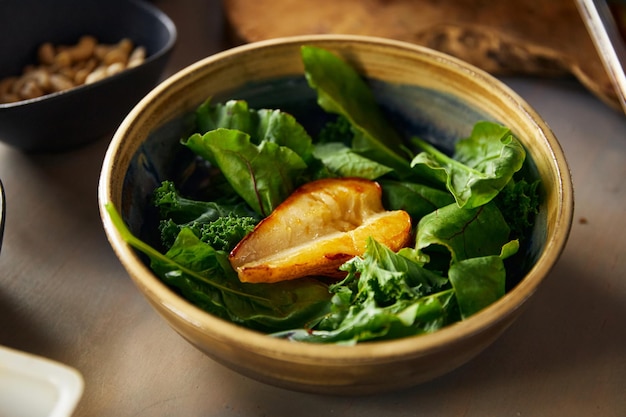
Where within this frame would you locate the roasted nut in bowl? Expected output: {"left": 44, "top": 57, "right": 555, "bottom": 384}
{"left": 98, "top": 35, "right": 574, "bottom": 395}
{"left": 0, "top": 0, "right": 176, "bottom": 152}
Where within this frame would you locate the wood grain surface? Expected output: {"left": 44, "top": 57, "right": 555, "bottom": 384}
{"left": 224, "top": 0, "right": 621, "bottom": 111}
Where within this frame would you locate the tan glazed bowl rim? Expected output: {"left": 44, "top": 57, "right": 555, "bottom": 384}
{"left": 99, "top": 34, "right": 574, "bottom": 392}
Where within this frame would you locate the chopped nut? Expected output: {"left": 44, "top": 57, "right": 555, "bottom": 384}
{"left": 127, "top": 46, "right": 146, "bottom": 68}
{"left": 0, "top": 35, "right": 146, "bottom": 104}
{"left": 18, "top": 79, "right": 44, "bottom": 99}
{"left": 84, "top": 66, "right": 108, "bottom": 84}
{"left": 106, "top": 62, "right": 125, "bottom": 77}
{"left": 49, "top": 74, "right": 74, "bottom": 92}
{"left": 37, "top": 42, "right": 56, "bottom": 65}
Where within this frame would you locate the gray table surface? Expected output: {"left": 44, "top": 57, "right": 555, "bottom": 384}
{"left": 1, "top": 1, "right": 624, "bottom": 415}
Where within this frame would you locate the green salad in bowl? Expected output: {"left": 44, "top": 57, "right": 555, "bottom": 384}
{"left": 107, "top": 45, "right": 540, "bottom": 345}
{"left": 99, "top": 35, "right": 572, "bottom": 394}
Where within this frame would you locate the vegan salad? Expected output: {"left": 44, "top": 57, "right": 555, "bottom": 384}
{"left": 107, "top": 45, "right": 540, "bottom": 344}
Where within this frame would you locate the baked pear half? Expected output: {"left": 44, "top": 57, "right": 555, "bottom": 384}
{"left": 229, "top": 177, "right": 412, "bottom": 283}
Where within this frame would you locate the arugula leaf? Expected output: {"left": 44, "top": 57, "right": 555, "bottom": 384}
{"left": 301, "top": 45, "right": 412, "bottom": 177}
{"left": 411, "top": 121, "right": 526, "bottom": 209}
{"left": 184, "top": 128, "right": 307, "bottom": 217}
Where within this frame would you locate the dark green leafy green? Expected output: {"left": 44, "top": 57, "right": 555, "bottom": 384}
{"left": 106, "top": 203, "right": 332, "bottom": 331}
{"left": 448, "top": 240, "right": 518, "bottom": 318}
{"left": 153, "top": 180, "right": 250, "bottom": 224}
{"left": 184, "top": 128, "right": 308, "bottom": 217}
{"left": 495, "top": 178, "right": 541, "bottom": 241}
{"left": 184, "top": 99, "right": 321, "bottom": 216}
{"left": 273, "top": 238, "right": 457, "bottom": 344}
{"left": 415, "top": 201, "right": 513, "bottom": 262}
{"left": 379, "top": 180, "right": 455, "bottom": 220}
{"left": 411, "top": 121, "right": 526, "bottom": 209}
{"left": 301, "top": 45, "right": 412, "bottom": 177}
{"left": 154, "top": 180, "right": 260, "bottom": 248}
{"left": 313, "top": 142, "right": 393, "bottom": 179}
{"left": 107, "top": 45, "right": 541, "bottom": 345}
{"left": 316, "top": 114, "right": 353, "bottom": 145}
{"left": 194, "top": 99, "right": 315, "bottom": 162}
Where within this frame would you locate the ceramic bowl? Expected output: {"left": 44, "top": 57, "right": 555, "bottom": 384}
{"left": 98, "top": 35, "right": 574, "bottom": 395}
{"left": 0, "top": 0, "right": 176, "bottom": 152}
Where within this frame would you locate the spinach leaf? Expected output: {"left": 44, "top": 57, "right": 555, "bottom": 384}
{"left": 313, "top": 142, "right": 393, "bottom": 179}
{"left": 301, "top": 45, "right": 412, "bottom": 177}
{"left": 411, "top": 121, "right": 526, "bottom": 209}
{"left": 194, "top": 99, "right": 315, "bottom": 161}
{"left": 195, "top": 99, "right": 255, "bottom": 134}
{"left": 415, "top": 201, "right": 512, "bottom": 262}
{"left": 161, "top": 229, "right": 332, "bottom": 330}
{"left": 184, "top": 128, "right": 307, "bottom": 217}
{"left": 379, "top": 180, "right": 455, "bottom": 220}
{"left": 448, "top": 240, "right": 518, "bottom": 318}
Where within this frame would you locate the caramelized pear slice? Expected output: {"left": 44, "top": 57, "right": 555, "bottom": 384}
{"left": 229, "top": 178, "right": 411, "bottom": 283}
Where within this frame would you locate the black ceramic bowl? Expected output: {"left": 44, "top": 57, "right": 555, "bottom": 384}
{"left": 0, "top": 0, "right": 176, "bottom": 152}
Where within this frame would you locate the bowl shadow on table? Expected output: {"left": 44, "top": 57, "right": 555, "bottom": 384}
{"left": 0, "top": 290, "right": 59, "bottom": 354}
{"left": 1, "top": 132, "right": 113, "bottom": 215}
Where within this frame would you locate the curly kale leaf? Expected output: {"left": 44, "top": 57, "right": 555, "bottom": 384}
{"left": 273, "top": 238, "right": 455, "bottom": 344}
{"left": 106, "top": 204, "right": 331, "bottom": 332}
{"left": 160, "top": 214, "right": 257, "bottom": 252}
{"left": 316, "top": 114, "right": 353, "bottom": 145}
{"left": 154, "top": 180, "right": 260, "bottom": 250}
{"left": 495, "top": 178, "right": 541, "bottom": 241}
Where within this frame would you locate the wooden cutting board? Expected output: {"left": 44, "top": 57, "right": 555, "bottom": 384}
{"left": 224, "top": 0, "right": 620, "bottom": 112}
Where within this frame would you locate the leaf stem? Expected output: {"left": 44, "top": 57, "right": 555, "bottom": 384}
{"left": 104, "top": 203, "right": 271, "bottom": 302}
